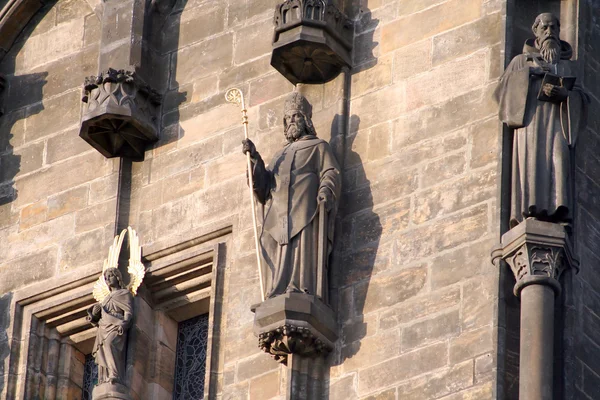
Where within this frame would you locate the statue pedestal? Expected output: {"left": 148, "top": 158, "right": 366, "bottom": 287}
{"left": 492, "top": 219, "right": 577, "bottom": 400}
{"left": 92, "top": 382, "right": 132, "bottom": 400}
{"left": 252, "top": 293, "right": 337, "bottom": 365}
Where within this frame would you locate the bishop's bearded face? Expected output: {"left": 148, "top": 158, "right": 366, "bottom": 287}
{"left": 284, "top": 111, "right": 308, "bottom": 143}
{"left": 534, "top": 14, "right": 561, "bottom": 64}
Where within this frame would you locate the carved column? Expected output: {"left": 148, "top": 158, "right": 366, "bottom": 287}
{"left": 492, "top": 220, "right": 577, "bottom": 400}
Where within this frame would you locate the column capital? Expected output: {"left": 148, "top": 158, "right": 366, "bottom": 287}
{"left": 493, "top": 219, "right": 578, "bottom": 297}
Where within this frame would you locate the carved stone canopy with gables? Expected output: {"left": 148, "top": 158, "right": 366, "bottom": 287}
{"left": 271, "top": 0, "right": 353, "bottom": 84}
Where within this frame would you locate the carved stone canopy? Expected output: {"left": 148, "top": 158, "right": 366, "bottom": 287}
{"left": 252, "top": 293, "right": 337, "bottom": 365}
{"left": 271, "top": 0, "right": 353, "bottom": 84}
{"left": 79, "top": 69, "right": 161, "bottom": 161}
{"left": 492, "top": 219, "right": 578, "bottom": 297}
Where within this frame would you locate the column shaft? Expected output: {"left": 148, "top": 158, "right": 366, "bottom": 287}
{"left": 519, "top": 284, "right": 555, "bottom": 400}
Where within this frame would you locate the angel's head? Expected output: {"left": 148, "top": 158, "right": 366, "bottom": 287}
{"left": 104, "top": 268, "right": 125, "bottom": 291}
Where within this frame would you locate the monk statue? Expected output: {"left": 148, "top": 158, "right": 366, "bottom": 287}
{"left": 242, "top": 91, "right": 341, "bottom": 303}
{"left": 495, "top": 13, "right": 588, "bottom": 229}
{"left": 86, "top": 227, "right": 145, "bottom": 399}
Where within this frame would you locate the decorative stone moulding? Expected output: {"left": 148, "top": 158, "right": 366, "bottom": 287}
{"left": 271, "top": 0, "right": 353, "bottom": 85}
{"left": 253, "top": 293, "right": 337, "bottom": 365}
{"left": 79, "top": 68, "right": 161, "bottom": 161}
{"left": 492, "top": 219, "right": 578, "bottom": 297}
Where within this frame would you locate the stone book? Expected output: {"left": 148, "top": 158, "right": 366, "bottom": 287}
{"left": 537, "top": 72, "right": 576, "bottom": 102}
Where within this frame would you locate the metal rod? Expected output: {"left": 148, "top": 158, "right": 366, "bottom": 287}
{"left": 225, "top": 88, "right": 265, "bottom": 302}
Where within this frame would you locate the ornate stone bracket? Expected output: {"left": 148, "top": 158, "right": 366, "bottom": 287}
{"left": 79, "top": 69, "right": 161, "bottom": 161}
{"left": 271, "top": 0, "right": 353, "bottom": 84}
{"left": 492, "top": 219, "right": 578, "bottom": 297}
{"left": 252, "top": 293, "right": 337, "bottom": 366}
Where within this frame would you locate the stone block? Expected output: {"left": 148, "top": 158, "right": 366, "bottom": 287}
{"left": 218, "top": 55, "right": 272, "bottom": 92}
{"left": 0, "top": 141, "right": 43, "bottom": 182}
{"left": 163, "top": 4, "right": 226, "bottom": 53}
{"left": 177, "top": 105, "right": 237, "bottom": 148}
{"left": 19, "top": 200, "right": 47, "bottom": 230}
{"left": 393, "top": 128, "right": 467, "bottom": 168}
{"left": 249, "top": 369, "right": 280, "bottom": 400}
{"left": 205, "top": 152, "right": 247, "bottom": 186}
{"left": 392, "top": 39, "right": 432, "bottom": 82}
{"left": 449, "top": 327, "right": 493, "bottom": 364}
{"left": 155, "top": 343, "right": 175, "bottom": 393}
{"left": 342, "top": 327, "right": 401, "bottom": 372}
{"left": 351, "top": 55, "right": 393, "bottom": 99}
{"left": 21, "top": 20, "right": 84, "bottom": 70}
{"left": 402, "top": 310, "right": 460, "bottom": 351}
{"left": 75, "top": 198, "right": 116, "bottom": 233}
{"left": 47, "top": 186, "right": 88, "bottom": 220}
{"left": 222, "top": 382, "right": 249, "bottom": 400}
{"left": 381, "top": 0, "right": 481, "bottom": 54}
{"left": 360, "top": 388, "right": 396, "bottom": 400}
{"left": 354, "top": 267, "right": 427, "bottom": 315}
{"left": 83, "top": 13, "right": 101, "bottom": 46}
{"left": 56, "top": 0, "right": 93, "bottom": 24}
{"left": 349, "top": 83, "right": 406, "bottom": 131}
{"left": 24, "top": 90, "right": 81, "bottom": 142}
{"left": 413, "top": 168, "right": 496, "bottom": 225}
{"left": 430, "top": 240, "right": 493, "bottom": 289}
{"left": 15, "top": 152, "right": 111, "bottom": 207}
{"left": 431, "top": 204, "right": 489, "bottom": 253}
{"left": 236, "top": 353, "right": 279, "bottom": 382}
{"left": 420, "top": 152, "right": 466, "bottom": 189}
{"left": 330, "top": 375, "right": 358, "bottom": 400}
{"left": 406, "top": 51, "right": 487, "bottom": 111}
{"left": 379, "top": 286, "right": 461, "bottom": 330}
{"left": 248, "top": 73, "right": 294, "bottom": 107}
{"left": 475, "top": 353, "right": 494, "bottom": 384}
{"left": 437, "top": 382, "right": 493, "bottom": 400}
{"left": 46, "top": 129, "right": 94, "bottom": 164}
{"left": 462, "top": 277, "right": 496, "bottom": 330}
{"left": 89, "top": 174, "right": 118, "bottom": 204}
{"left": 396, "top": 360, "right": 473, "bottom": 400}
{"left": 393, "top": 83, "right": 497, "bottom": 149}
{"left": 432, "top": 13, "right": 502, "bottom": 67}
{"left": 357, "top": 342, "right": 448, "bottom": 396}
{"left": 191, "top": 75, "right": 219, "bottom": 104}
{"left": 227, "top": 0, "right": 273, "bottom": 27}
{"left": 172, "top": 33, "right": 233, "bottom": 87}
{"left": 469, "top": 118, "right": 500, "bottom": 169}
{"left": 160, "top": 167, "right": 204, "bottom": 203}
{"left": 59, "top": 228, "right": 105, "bottom": 270}
{"left": 234, "top": 20, "right": 272, "bottom": 65}
{"left": 0, "top": 248, "right": 57, "bottom": 293}
{"left": 341, "top": 312, "right": 378, "bottom": 345}
{"left": 350, "top": 198, "right": 409, "bottom": 249}
{"left": 367, "top": 122, "right": 392, "bottom": 161}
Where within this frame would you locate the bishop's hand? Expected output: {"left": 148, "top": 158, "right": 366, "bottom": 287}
{"left": 317, "top": 188, "right": 334, "bottom": 212}
{"left": 242, "top": 139, "right": 258, "bottom": 159}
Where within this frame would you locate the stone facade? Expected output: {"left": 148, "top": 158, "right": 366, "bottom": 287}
{"left": 0, "top": 0, "right": 598, "bottom": 399}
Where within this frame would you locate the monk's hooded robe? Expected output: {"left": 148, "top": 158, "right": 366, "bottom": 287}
{"left": 89, "top": 288, "right": 133, "bottom": 382}
{"left": 251, "top": 134, "right": 341, "bottom": 302}
{"left": 494, "top": 39, "right": 588, "bottom": 228}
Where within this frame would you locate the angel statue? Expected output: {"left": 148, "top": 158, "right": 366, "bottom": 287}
{"left": 86, "top": 227, "right": 145, "bottom": 395}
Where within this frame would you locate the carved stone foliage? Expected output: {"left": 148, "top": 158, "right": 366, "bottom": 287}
{"left": 494, "top": 219, "right": 577, "bottom": 297}
{"left": 259, "top": 324, "right": 332, "bottom": 364}
{"left": 271, "top": 0, "right": 353, "bottom": 84}
{"left": 79, "top": 69, "right": 161, "bottom": 161}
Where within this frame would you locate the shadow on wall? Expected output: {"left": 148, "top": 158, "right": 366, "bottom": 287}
{"left": 0, "top": 13, "right": 49, "bottom": 220}
{"left": 330, "top": 114, "right": 382, "bottom": 366}
{"left": 0, "top": 293, "right": 13, "bottom": 396}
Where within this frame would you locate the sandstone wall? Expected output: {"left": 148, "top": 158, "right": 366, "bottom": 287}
{"left": 0, "top": 0, "right": 510, "bottom": 399}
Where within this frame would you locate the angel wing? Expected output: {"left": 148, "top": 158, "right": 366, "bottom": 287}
{"left": 92, "top": 229, "right": 127, "bottom": 302}
{"left": 127, "top": 226, "right": 146, "bottom": 296}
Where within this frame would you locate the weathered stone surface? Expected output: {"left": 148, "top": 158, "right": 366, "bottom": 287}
{"left": 21, "top": 20, "right": 84, "bottom": 70}
{"left": 0, "top": 248, "right": 57, "bottom": 293}
{"left": 358, "top": 342, "right": 448, "bottom": 396}
{"left": 450, "top": 327, "right": 493, "bottom": 364}
{"left": 163, "top": 4, "right": 226, "bottom": 53}
{"left": 342, "top": 328, "right": 401, "bottom": 371}
{"left": 360, "top": 388, "right": 396, "bottom": 400}
{"left": 381, "top": 0, "right": 481, "bottom": 53}
{"left": 430, "top": 240, "right": 493, "bottom": 289}
{"left": 379, "top": 286, "right": 461, "bottom": 330}
{"left": 249, "top": 369, "right": 280, "bottom": 400}
{"left": 462, "top": 277, "right": 496, "bottom": 330}
{"left": 437, "top": 382, "right": 493, "bottom": 400}
{"left": 396, "top": 360, "right": 473, "bottom": 400}
{"left": 0, "top": 141, "right": 43, "bottom": 181}
{"left": 24, "top": 90, "right": 81, "bottom": 142}
{"left": 19, "top": 200, "right": 47, "bottom": 230}
{"left": 47, "top": 186, "right": 88, "bottom": 220}
{"left": 420, "top": 152, "right": 466, "bottom": 189}
{"left": 352, "top": 55, "right": 392, "bottom": 99}
{"left": 330, "top": 375, "right": 358, "bottom": 400}
{"left": 475, "top": 353, "right": 494, "bottom": 384}
{"left": 46, "top": 129, "right": 94, "bottom": 164}
{"left": 59, "top": 227, "right": 105, "bottom": 270}
{"left": 236, "top": 353, "right": 279, "bottom": 382}
{"left": 402, "top": 310, "right": 460, "bottom": 351}
{"left": 354, "top": 267, "right": 427, "bottom": 315}
{"left": 172, "top": 33, "right": 233, "bottom": 87}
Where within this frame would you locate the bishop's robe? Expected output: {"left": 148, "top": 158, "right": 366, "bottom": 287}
{"left": 494, "top": 39, "right": 588, "bottom": 228}
{"left": 89, "top": 288, "right": 133, "bottom": 382}
{"left": 251, "top": 135, "right": 341, "bottom": 302}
